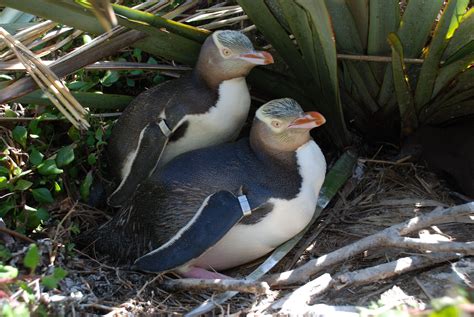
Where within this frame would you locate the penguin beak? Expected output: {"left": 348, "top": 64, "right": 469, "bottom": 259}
{"left": 238, "top": 51, "right": 274, "bottom": 65}
{"left": 288, "top": 112, "right": 326, "bottom": 129}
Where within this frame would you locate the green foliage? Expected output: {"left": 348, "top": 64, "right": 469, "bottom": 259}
{"left": 31, "top": 188, "right": 54, "bottom": 204}
{"left": 37, "top": 160, "right": 63, "bottom": 176}
{"left": 1, "top": 302, "right": 29, "bottom": 317}
{"left": 80, "top": 171, "right": 93, "bottom": 201}
{"left": 56, "top": 146, "right": 75, "bottom": 168}
{"left": 41, "top": 267, "right": 68, "bottom": 289}
{"left": 15, "top": 179, "right": 33, "bottom": 191}
{"left": 238, "top": 0, "right": 350, "bottom": 148}
{"left": 12, "top": 126, "right": 27, "bottom": 148}
{"left": 239, "top": 0, "right": 474, "bottom": 142}
{"left": 23, "top": 244, "right": 40, "bottom": 274}
{"left": 0, "top": 245, "right": 12, "bottom": 262}
{"left": 0, "top": 102, "right": 110, "bottom": 231}
{"left": 0, "top": 264, "right": 18, "bottom": 279}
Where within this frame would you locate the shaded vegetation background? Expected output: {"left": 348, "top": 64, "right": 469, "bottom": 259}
{"left": 0, "top": 0, "right": 473, "bottom": 315}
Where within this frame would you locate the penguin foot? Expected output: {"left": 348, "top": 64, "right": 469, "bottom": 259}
{"left": 180, "top": 266, "right": 232, "bottom": 279}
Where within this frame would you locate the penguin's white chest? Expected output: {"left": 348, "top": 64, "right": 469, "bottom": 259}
{"left": 194, "top": 141, "right": 327, "bottom": 270}
{"left": 160, "top": 77, "right": 250, "bottom": 165}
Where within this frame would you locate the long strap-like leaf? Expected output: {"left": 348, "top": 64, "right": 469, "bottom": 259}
{"left": 185, "top": 151, "right": 357, "bottom": 317}
{"left": 388, "top": 33, "right": 417, "bottom": 137}
{"left": 415, "top": 0, "right": 470, "bottom": 110}
{"left": 378, "top": 0, "right": 444, "bottom": 109}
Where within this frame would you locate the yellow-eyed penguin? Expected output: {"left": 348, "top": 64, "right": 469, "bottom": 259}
{"left": 93, "top": 98, "right": 326, "bottom": 279}
{"left": 107, "top": 30, "right": 273, "bottom": 207}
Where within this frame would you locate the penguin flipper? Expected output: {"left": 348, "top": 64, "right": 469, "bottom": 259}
{"left": 133, "top": 190, "right": 245, "bottom": 273}
{"left": 108, "top": 121, "right": 168, "bottom": 207}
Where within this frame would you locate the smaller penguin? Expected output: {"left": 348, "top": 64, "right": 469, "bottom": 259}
{"left": 92, "top": 98, "right": 326, "bottom": 279}
{"left": 107, "top": 30, "right": 273, "bottom": 207}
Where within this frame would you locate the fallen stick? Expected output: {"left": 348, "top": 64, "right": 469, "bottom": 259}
{"left": 266, "top": 202, "right": 474, "bottom": 286}
{"left": 272, "top": 273, "right": 332, "bottom": 311}
{"left": 334, "top": 253, "right": 461, "bottom": 289}
{"left": 272, "top": 253, "right": 461, "bottom": 313}
{"left": 0, "top": 226, "right": 35, "bottom": 243}
{"left": 160, "top": 278, "right": 270, "bottom": 294}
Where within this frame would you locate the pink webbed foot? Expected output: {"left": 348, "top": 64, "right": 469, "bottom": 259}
{"left": 179, "top": 266, "right": 232, "bottom": 279}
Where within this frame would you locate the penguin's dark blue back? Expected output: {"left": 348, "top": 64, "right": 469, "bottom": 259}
{"left": 89, "top": 138, "right": 303, "bottom": 262}
{"left": 153, "top": 138, "right": 302, "bottom": 208}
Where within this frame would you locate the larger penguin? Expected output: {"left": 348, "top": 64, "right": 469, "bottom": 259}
{"left": 107, "top": 30, "right": 273, "bottom": 207}
{"left": 92, "top": 98, "right": 327, "bottom": 279}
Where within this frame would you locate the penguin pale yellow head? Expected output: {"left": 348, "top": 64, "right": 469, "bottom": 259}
{"left": 252, "top": 98, "right": 326, "bottom": 152}
{"left": 196, "top": 30, "right": 273, "bottom": 87}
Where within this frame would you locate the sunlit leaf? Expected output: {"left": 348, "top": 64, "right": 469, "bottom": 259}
{"left": 100, "top": 70, "right": 120, "bottom": 87}
{"left": 378, "top": 0, "right": 444, "bottom": 108}
{"left": 41, "top": 267, "right": 67, "bottom": 289}
{"left": 38, "top": 160, "right": 63, "bottom": 175}
{"left": 415, "top": 0, "right": 470, "bottom": 109}
{"left": 0, "top": 176, "right": 7, "bottom": 190}
{"left": 23, "top": 244, "right": 40, "bottom": 273}
{"left": 0, "top": 264, "right": 18, "bottom": 279}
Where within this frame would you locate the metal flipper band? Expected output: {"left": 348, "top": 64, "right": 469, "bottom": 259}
{"left": 158, "top": 119, "right": 172, "bottom": 138}
{"left": 238, "top": 195, "right": 251, "bottom": 216}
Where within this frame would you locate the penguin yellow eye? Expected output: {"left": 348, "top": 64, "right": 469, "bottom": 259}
{"left": 271, "top": 120, "right": 281, "bottom": 128}
{"left": 222, "top": 48, "right": 232, "bottom": 57}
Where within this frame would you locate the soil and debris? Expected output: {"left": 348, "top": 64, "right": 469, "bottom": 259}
{"left": 2, "top": 155, "right": 473, "bottom": 315}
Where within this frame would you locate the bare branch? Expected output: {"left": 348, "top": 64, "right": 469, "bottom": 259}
{"left": 272, "top": 253, "right": 461, "bottom": 314}
{"left": 335, "top": 253, "right": 460, "bottom": 289}
{"left": 266, "top": 202, "right": 474, "bottom": 286}
{"left": 161, "top": 278, "right": 271, "bottom": 294}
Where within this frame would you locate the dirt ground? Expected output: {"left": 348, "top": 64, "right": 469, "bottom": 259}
{"left": 4, "top": 157, "right": 474, "bottom": 316}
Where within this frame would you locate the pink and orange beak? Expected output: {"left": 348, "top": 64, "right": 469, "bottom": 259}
{"left": 288, "top": 111, "right": 326, "bottom": 129}
{"left": 238, "top": 51, "right": 274, "bottom": 65}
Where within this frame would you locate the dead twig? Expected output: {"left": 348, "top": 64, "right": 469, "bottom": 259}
{"left": 0, "top": 27, "right": 90, "bottom": 130}
{"left": 0, "top": 226, "right": 35, "bottom": 243}
{"left": 161, "top": 278, "right": 271, "bottom": 294}
{"left": 266, "top": 202, "right": 474, "bottom": 286}
{"left": 0, "top": 60, "right": 191, "bottom": 72}
{"left": 334, "top": 253, "right": 461, "bottom": 289}
{"left": 272, "top": 253, "right": 461, "bottom": 313}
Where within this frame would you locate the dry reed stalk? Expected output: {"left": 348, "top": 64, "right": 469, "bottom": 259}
{"left": 0, "top": 27, "right": 90, "bottom": 130}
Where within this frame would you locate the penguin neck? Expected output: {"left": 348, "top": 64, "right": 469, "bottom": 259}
{"left": 194, "top": 59, "right": 249, "bottom": 90}
{"left": 249, "top": 122, "right": 303, "bottom": 171}
{"left": 193, "top": 61, "right": 222, "bottom": 90}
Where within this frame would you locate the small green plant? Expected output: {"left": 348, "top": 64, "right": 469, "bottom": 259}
{"left": 41, "top": 267, "right": 68, "bottom": 289}
{"left": 23, "top": 244, "right": 40, "bottom": 274}
{"left": 0, "top": 103, "right": 111, "bottom": 232}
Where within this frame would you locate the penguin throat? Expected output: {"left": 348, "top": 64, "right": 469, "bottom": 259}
{"left": 250, "top": 122, "right": 305, "bottom": 169}
{"left": 194, "top": 57, "right": 251, "bottom": 90}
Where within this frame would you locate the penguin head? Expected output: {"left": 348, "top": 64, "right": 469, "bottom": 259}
{"left": 196, "top": 30, "right": 273, "bottom": 86}
{"left": 252, "top": 98, "right": 326, "bottom": 152}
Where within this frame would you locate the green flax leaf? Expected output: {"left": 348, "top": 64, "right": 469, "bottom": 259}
{"left": 415, "top": 0, "right": 470, "bottom": 110}
{"left": 388, "top": 33, "right": 418, "bottom": 136}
